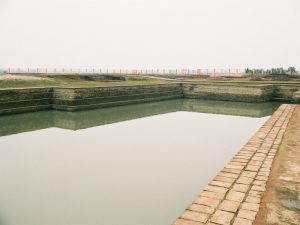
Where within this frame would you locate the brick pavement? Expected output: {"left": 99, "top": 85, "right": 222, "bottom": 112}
{"left": 172, "top": 104, "right": 295, "bottom": 225}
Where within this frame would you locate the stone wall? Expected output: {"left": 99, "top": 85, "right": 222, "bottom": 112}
{"left": 0, "top": 82, "right": 299, "bottom": 115}
{"left": 182, "top": 83, "right": 274, "bottom": 102}
{"left": 52, "top": 84, "right": 182, "bottom": 111}
{"left": 292, "top": 90, "right": 300, "bottom": 103}
{"left": 272, "top": 84, "right": 300, "bottom": 101}
{"left": 0, "top": 87, "right": 53, "bottom": 115}
{"left": 0, "top": 84, "right": 182, "bottom": 115}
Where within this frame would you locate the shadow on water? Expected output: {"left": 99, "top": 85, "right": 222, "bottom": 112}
{"left": 0, "top": 99, "right": 280, "bottom": 137}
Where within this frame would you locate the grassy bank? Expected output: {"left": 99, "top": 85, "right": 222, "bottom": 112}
{"left": 1, "top": 74, "right": 300, "bottom": 89}
{"left": 0, "top": 75, "right": 172, "bottom": 89}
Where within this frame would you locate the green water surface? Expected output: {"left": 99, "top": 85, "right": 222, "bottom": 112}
{"left": 0, "top": 99, "right": 280, "bottom": 225}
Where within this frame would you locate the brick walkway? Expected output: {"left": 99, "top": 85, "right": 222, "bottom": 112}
{"left": 254, "top": 105, "right": 300, "bottom": 225}
{"left": 172, "top": 104, "right": 295, "bottom": 225}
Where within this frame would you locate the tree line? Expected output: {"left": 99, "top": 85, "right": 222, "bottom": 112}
{"left": 245, "top": 67, "right": 298, "bottom": 75}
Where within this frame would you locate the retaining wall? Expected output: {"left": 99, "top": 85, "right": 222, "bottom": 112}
{"left": 292, "top": 90, "right": 300, "bottom": 103}
{"left": 0, "top": 82, "right": 299, "bottom": 115}
{"left": 52, "top": 84, "right": 182, "bottom": 111}
{"left": 272, "top": 84, "right": 300, "bottom": 101}
{"left": 182, "top": 83, "right": 274, "bottom": 102}
{"left": 0, "top": 84, "right": 182, "bottom": 115}
{"left": 0, "top": 87, "right": 53, "bottom": 115}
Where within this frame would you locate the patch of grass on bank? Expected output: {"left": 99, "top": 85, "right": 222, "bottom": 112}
{"left": 182, "top": 78, "right": 300, "bottom": 85}
{"left": 0, "top": 76, "right": 172, "bottom": 89}
{"left": 0, "top": 79, "right": 58, "bottom": 89}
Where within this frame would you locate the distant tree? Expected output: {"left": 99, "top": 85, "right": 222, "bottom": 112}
{"left": 245, "top": 67, "right": 298, "bottom": 76}
{"left": 271, "top": 68, "right": 286, "bottom": 75}
{"left": 245, "top": 68, "right": 253, "bottom": 74}
{"left": 253, "top": 69, "right": 263, "bottom": 74}
{"left": 287, "top": 67, "right": 297, "bottom": 74}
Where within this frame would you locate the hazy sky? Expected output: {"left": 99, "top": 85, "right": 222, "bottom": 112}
{"left": 0, "top": 0, "right": 299, "bottom": 69}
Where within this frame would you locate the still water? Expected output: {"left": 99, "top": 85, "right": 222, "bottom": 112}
{"left": 0, "top": 100, "right": 279, "bottom": 225}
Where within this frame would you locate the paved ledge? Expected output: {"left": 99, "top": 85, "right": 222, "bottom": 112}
{"left": 254, "top": 105, "right": 300, "bottom": 225}
{"left": 172, "top": 104, "right": 295, "bottom": 225}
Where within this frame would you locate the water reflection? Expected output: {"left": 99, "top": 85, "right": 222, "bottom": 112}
{"left": 0, "top": 99, "right": 280, "bottom": 137}
{"left": 0, "top": 111, "right": 268, "bottom": 225}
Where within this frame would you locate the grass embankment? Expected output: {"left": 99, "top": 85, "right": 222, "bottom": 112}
{"left": 1, "top": 74, "right": 300, "bottom": 89}
{"left": 180, "top": 76, "right": 300, "bottom": 86}
{"left": 0, "top": 75, "right": 172, "bottom": 89}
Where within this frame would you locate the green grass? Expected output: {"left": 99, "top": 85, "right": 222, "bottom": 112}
{"left": 0, "top": 76, "right": 172, "bottom": 89}
{"left": 2, "top": 74, "right": 299, "bottom": 90}
{"left": 181, "top": 78, "right": 300, "bottom": 85}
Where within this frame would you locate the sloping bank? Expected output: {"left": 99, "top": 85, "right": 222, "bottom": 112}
{"left": 0, "top": 82, "right": 299, "bottom": 115}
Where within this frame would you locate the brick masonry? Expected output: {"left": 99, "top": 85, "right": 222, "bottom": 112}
{"left": 0, "top": 84, "right": 182, "bottom": 115}
{"left": 1, "top": 82, "right": 299, "bottom": 115}
{"left": 182, "top": 83, "right": 274, "bottom": 102}
{"left": 172, "top": 104, "right": 296, "bottom": 225}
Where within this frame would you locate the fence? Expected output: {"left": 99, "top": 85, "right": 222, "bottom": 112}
{"left": 0, "top": 68, "right": 247, "bottom": 77}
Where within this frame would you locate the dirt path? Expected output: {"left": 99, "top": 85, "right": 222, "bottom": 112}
{"left": 0, "top": 74, "right": 48, "bottom": 81}
{"left": 254, "top": 105, "right": 300, "bottom": 225}
{"left": 126, "top": 75, "right": 177, "bottom": 81}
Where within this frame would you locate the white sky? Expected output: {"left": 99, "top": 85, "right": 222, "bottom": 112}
{"left": 0, "top": 0, "right": 299, "bottom": 69}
